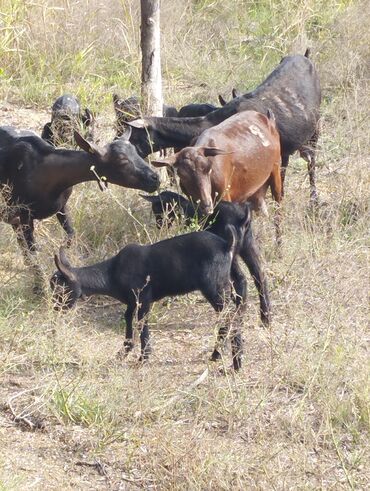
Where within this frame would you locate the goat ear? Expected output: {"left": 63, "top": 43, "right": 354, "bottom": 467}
{"left": 74, "top": 131, "right": 102, "bottom": 156}
{"left": 232, "top": 88, "right": 241, "bottom": 98}
{"left": 139, "top": 193, "right": 158, "bottom": 203}
{"left": 112, "top": 93, "right": 121, "bottom": 105}
{"left": 54, "top": 249, "right": 76, "bottom": 283}
{"left": 151, "top": 154, "right": 177, "bottom": 168}
{"left": 241, "top": 203, "right": 252, "bottom": 229}
{"left": 201, "top": 147, "right": 231, "bottom": 158}
{"left": 59, "top": 246, "right": 72, "bottom": 268}
{"left": 218, "top": 95, "right": 227, "bottom": 106}
{"left": 118, "top": 125, "right": 132, "bottom": 141}
{"left": 82, "top": 108, "right": 94, "bottom": 126}
{"left": 125, "top": 118, "right": 146, "bottom": 129}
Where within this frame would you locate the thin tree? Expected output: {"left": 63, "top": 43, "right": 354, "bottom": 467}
{"left": 140, "top": 0, "right": 163, "bottom": 118}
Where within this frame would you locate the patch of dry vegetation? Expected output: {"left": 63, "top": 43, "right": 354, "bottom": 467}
{"left": 0, "top": 0, "right": 369, "bottom": 489}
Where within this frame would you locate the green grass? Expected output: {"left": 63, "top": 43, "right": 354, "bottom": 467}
{"left": 0, "top": 0, "right": 364, "bottom": 110}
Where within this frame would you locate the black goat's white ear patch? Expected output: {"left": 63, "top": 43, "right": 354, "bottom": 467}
{"left": 126, "top": 118, "right": 146, "bottom": 129}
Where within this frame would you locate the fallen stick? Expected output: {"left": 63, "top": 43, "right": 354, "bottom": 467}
{"left": 136, "top": 367, "right": 209, "bottom": 418}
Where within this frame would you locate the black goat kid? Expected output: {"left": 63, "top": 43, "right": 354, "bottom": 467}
{"left": 141, "top": 192, "right": 271, "bottom": 325}
{"left": 51, "top": 224, "right": 249, "bottom": 370}
{"left": 0, "top": 126, "right": 160, "bottom": 291}
{"left": 41, "top": 94, "right": 95, "bottom": 146}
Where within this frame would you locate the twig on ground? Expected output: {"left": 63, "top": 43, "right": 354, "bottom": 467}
{"left": 136, "top": 367, "right": 209, "bottom": 418}
{"left": 6, "top": 387, "right": 45, "bottom": 430}
{"left": 76, "top": 460, "right": 109, "bottom": 478}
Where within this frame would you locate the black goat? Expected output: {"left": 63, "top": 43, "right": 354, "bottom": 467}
{"left": 51, "top": 224, "right": 247, "bottom": 370}
{"left": 41, "top": 94, "right": 95, "bottom": 146}
{"left": 177, "top": 103, "right": 218, "bottom": 118}
{"left": 0, "top": 126, "right": 160, "bottom": 290}
{"left": 141, "top": 192, "right": 271, "bottom": 325}
{"left": 140, "top": 190, "right": 196, "bottom": 228}
{"left": 174, "top": 103, "right": 219, "bottom": 153}
{"left": 128, "top": 50, "right": 321, "bottom": 202}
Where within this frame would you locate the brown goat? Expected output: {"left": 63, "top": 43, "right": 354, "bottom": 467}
{"left": 152, "top": 110, "right": 282, "bottom": 240}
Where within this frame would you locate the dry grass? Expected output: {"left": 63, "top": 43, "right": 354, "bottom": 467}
{"left": 0, "top": 0, "right": 369, "bottom": 490}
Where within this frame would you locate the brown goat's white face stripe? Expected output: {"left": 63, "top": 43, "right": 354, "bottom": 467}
{"left": 249, "top": 125, "right": 270, "bottom": 147}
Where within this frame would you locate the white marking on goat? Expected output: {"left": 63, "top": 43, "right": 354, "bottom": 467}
{"left": 249, "top": 125, "right": 270, "bottom": 146}
{"left": 284, "top": 87, "right": 297, "bottom": 99}
{"left": 273, "top": 95, "right": 293, "bottom": 115}
{"left": 130, "top": 118, "right": 146, "bottom": 128}
{"left": 283, "top": 88, "right": 306, "bottom": 113}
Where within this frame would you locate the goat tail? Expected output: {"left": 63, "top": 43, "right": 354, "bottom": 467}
{"left": 304, "top": 48, "right": 311, "bottom": 58}
{"left": 225, "top": 225, "right": 237, "bottom": 258}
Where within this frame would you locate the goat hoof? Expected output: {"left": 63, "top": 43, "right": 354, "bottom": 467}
{"left": 138, "top": 355, "right": 149, "bottom": 364}
{"left": 123, "top": 340, "right": 134, "bottom": 353}
{"left": 116, "top": 341, "right": 133, "bottom": 361}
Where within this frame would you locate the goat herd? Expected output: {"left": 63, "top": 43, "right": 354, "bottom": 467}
{"left": 0, "top": 50, "right": 321, "bottom": 370}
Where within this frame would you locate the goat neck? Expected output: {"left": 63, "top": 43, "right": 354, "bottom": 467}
{"left": 72, "top": 258, "right": 116, "bottom": 298}
{"left": 43, "top": 149, "right": 103, "bottom": 193}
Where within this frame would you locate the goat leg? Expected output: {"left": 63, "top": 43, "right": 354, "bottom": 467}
{"left": 137, "top": 300, "right": 151, "bottom": 362}
{"left": 280, "top": 154, "right": 289, "bottom": 198}
{"left": 205, "top": 292, "right": 230, "bottom": 362}
{"left": 230, "top": 323, "right": 243, "bottom": 371}
{"left": 210, "top": 293, "right": 242, "bottom": 370}
{"left": 117, "top": 304, "right": 135, "bottom": 360}
{"left": 230, "top": 260, "right": 247, "bottom": 312}
{"left": 210, "top": 326, "right": 228, "bottom": 361}
{"left": 12, "top": 218, "right": 43, "bottom": 294}
{"left": 240, "top": 231, "right": 271, "bottom": 326}
{"left": 56, "top": 205, "right": 75, "bottom": 247}
{"left": 299, "top": 126, "right": 320, "bottom": 204}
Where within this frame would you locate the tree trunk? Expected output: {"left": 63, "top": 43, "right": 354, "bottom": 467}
{"left": 140, "top": 0, "right": 163, "bottom": 117}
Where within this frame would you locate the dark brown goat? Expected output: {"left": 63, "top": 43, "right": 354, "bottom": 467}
{"left": 0, "top": 126, "right": 160, "bottom": 291}
{"left": 152, "top": 110, "right": 282, "bottom": 240}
